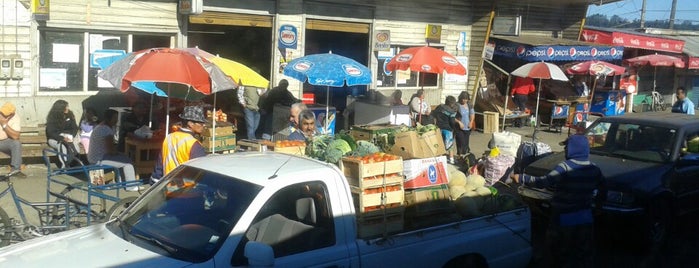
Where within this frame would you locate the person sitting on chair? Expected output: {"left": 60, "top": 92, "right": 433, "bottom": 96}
{"left": 0, "top": 102, "right": 25, "bottom": 178}
{"left": 88, "top": 109, "right": 141, "bottom": 192}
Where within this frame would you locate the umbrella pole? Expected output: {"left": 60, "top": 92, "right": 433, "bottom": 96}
{"left": 588, "top": 76, "right": 599, "bottom": 116}
{"left": 149, "top": 93, "right": 154, "bottom": 129}
{"left": 212, "top": 92, "right": 217, "bottom": 153}
{"left": 326, "top": 86, "right": 330, "bottom": 134}
{"left": 532, "top": 79, "right": 542, "bottom": 140}
{"left": 165, "top": 86, "right": 171, "bottom": 136}
{"left": 502, "top": 76, "right": 512, "bottom": 132}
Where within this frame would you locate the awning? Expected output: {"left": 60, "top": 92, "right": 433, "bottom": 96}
{"left": 491, "top": 35, "right": 624, "bottom": 62}
{"left": 580, "top": 26, "right": 685, "bottom": 54}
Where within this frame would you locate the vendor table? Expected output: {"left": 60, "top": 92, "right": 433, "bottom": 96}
{"left": 124, "top": 137, "right": 162, "bottom": 176}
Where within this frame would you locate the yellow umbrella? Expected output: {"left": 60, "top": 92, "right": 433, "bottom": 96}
{"left": 208, "top": 57, "right": 269, "bottom": 89}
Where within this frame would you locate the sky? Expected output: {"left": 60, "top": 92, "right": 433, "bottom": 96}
{"left": 588, "top": 0, "right": 699, "bottom": 23}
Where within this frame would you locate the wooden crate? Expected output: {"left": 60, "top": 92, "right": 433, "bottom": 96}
{"left": 202, "top": 134, "right": 236, "bottom": 152}
{"left": 351, "top": 185, "right": 404, "bottom": 213}
{"left": 203, "top": 123, "right": 236, "bottom": 137}
{"left": 346, "top": 173, "right": 403, "bottom": 190}
{"left": 357, "top": 213, "right": 405, "bottom": 239}
{"left": 341, "top": 157, "right": 403, "bottom": 179}
{"left": 273, "top": 145, "right": 306, "bottom": 156}
{"left": 483, "top": 111, "right": 499, "bottom": 134}
{"left": 350, "top": 124, "right": 403, "bottom": 143}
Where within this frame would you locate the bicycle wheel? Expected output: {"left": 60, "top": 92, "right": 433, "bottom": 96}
{"left": 0, "top": 208, "right": 13, "bottom": 247}
{"left": 51, "top": 182, "right": 108, "bottom": 229}
{"left": 106, "top": 196, "right": 137, "bottom": 222}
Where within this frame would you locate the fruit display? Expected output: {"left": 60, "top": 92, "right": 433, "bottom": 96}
{"left": 274, "top": 140, "right": 305, "bottom": 148}
{"left": 344, "top": 152, "right": 400, "bottom": 164}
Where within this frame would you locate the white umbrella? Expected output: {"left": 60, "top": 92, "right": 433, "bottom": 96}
{"left": 511, "top": 61, "right": 569, "bottom": 130}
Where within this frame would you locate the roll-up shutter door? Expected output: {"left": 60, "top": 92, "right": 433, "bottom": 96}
{"left": 190, "top": 12, "right": 272, "bottom": 28}
{"left": 306, "top": 19, "right": 369, "bottom": 34}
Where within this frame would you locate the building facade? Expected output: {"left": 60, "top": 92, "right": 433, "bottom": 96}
{"left": 1, "top": 0, "right": 603, "bottom": 126}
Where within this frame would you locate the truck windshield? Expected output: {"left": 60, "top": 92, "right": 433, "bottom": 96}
{"left": 107, "top": 165, "right": 261, "bottom": 263}
{"left": 586, "top": 122, "right": 676, "bottom": 163}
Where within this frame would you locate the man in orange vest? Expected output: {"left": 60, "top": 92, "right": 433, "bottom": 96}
{"left": 150, "top": 105, "right": 208, "bottom": 183}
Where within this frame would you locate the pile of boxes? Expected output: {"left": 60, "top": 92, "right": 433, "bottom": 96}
{"left": 341, "top": 156, "right": 405, "bottom": 238}
{"left": 202, "top": 122, "right": 236, "bottom": 153}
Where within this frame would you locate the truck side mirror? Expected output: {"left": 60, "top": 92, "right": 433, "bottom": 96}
{"left": 245, "top": 241, "right": 274, "bottom": 267}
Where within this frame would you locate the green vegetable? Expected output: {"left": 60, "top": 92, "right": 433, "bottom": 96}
{"left": 350, "top": 140, "right": 380, "bottom": 157}
{"left": 336, "top": 131, "right": 357, "bottom": 151}
{"left": 324, "top": 139, "right": 351, "bottom": 163}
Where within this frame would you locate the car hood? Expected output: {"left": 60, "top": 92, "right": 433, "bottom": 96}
{"left": 525, "top": 152, "right": 671, "bottom": 195}
{"left": 0, "top": 224, "right": 194, "bottom": 267}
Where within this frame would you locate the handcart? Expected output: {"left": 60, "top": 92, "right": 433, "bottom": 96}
{"left": 42, "top": 148, "right": 144, "bottom": 229}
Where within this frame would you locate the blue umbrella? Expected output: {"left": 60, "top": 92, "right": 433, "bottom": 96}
{"left": 283, "top": 52, "right": 372, "bottom": 132}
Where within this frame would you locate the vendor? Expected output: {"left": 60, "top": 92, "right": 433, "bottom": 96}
{"left": 288, "top": 109, "right": 316, "bottom": 141}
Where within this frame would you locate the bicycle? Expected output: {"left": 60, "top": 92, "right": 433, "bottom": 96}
{"left": 643, "top": 88, "right": 666, "bottom": 112}
{"left": 42, "top": 148, "right": 142, "bottom": 228}
{"left": 0, "top": 174, "right": 71, "bottom": 247}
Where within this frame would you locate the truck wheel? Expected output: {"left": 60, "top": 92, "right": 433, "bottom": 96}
{"left": 646, "top": 198, "right": 672, "bottom": 253}
{"left": 443, "top": 254, "right": 488, "bottom": 268}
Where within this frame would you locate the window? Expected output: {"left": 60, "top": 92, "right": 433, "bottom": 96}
{"left": 376, "top": 46, "right": 439, "bottom": 89}
{"left": 232, "top": 181, "right": 335, "bottom": 265}
{"left": 39, "top": 31, "right": 84, "bottom": 92}
{"left": 39, "top": 29, "right": 174, "bottom": 93}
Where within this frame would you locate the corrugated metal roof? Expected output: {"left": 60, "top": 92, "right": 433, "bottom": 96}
{"left": 672, "top": 35, "right": 699, "bottom": 57}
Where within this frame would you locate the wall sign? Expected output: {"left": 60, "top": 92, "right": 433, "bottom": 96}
{"left": 278, "top": 24, "right": 298, "bottom": 50}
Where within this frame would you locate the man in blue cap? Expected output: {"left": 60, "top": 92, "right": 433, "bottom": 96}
{"left": 511, "top": 134, "right": 605, "bottom": 267}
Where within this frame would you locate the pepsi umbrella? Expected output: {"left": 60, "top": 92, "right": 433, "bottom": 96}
{"left": 283, "top": 52, "right": 372, "bottom": 132}
{"left": 624, "top": 53, "right": 685, "bottom": 90}
{"left": 566, "top": 61, "right": 626, "bottom": 117}
{"left": 511, "top": 61, "right": 569, "bottom": 132}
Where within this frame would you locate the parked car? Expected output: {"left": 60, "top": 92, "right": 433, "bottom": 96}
{"left": 0, "top": 152, "right": 532, "bottom": 267}
{"left": 519, "top": 112, "right": 699, "bottom": 248}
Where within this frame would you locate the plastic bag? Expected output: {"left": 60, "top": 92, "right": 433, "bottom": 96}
{"left": 134, "top": 125, "right": 153, "bottom": 139}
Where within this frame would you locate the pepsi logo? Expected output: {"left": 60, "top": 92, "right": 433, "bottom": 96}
{"left": 344, "top": 65, "right": 363, "bottom": 76}
{"left": 421, "top": 65, "right": 432, "bottom": 71}
{"left": 576, "top": 113, "right": 583, "bottom": 122}
{"left": 546, "top": 47, "right": 555, "bottom": 58}
{"left": 516, "top": 46, "right": 526, "bottom": 57}
{"left": 396, "top": 54, "right": 413, "bottom": 62}
{"left": 442, "top": 56, "right": 459, "bottom": 66}
{"left": 610, "top": 48, "right": 617, "bottom": 56}
{"left": 280, "top": 30, "right": 297, "bottom": 45}
{"left": 569, "top": 47, "right": 577, "bottom": 57}
{"left": 591, "top": 48, "right": 598, "bottom": 57}
{"left": 555, "top": 106, "right": 563, "bottom": 114}
{"left": 293, "top": 60, "right": 312, "bottom": 72}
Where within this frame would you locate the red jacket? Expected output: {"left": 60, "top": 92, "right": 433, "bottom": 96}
{"left": 512, "top": 77, "right": 535, "bottom": 96}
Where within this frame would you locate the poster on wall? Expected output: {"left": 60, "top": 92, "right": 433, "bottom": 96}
{"left": 425, "top": 24, "right": 442, "bottom": 44}
{"left": 31, "top": 0, "right": 49, "bottom": 21}
{"left": 445, "top": 56, "right": 468, "bottom": 83}
{"left": 373, "top": 30, "right": 390, "bottom": 51}
{"left": 52, "top": 44, "right": 80, "bottom": 63}
{"left": 278, "top": 24, "right": 298, "bottom": 50}
{"left": 39, "top": 68, "right": 67, "bottom": 88}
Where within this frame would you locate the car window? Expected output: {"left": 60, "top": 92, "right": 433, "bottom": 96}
{"left": 586, "top": 122, "right": 675, "bottom": 162}
{"left": 232, "top": 181, "right": 335, "bottom": 266}
{"left": 107, "top": 166, "right": 261, "bottom": 263}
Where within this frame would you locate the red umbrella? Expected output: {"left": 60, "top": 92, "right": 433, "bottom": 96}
{"left": 385, "top": 46, "right": 466, "bottom": 75}
{"left": 623, "top": 53, "right": 685, "bottom": 90}
{"left": 624, "top": 53, "right": 685, "bottom": 68}
{"left": 566, "top": 60, "right": 626, "bottom": 76}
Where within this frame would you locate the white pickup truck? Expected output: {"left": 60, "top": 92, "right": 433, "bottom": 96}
{"left": 0, "top": 152, "right": 531, "bottom": 267}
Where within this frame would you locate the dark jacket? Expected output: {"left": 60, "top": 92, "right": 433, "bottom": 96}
{"left": 45, "top": 111, "right": 78, "bottom": 142}
{"left": 432, "top": 104, "right": 457, "bottom": 131}
{"left": 262, "top": 86, "right": 297, "bottom": 112}
{"left": 520, "top": 135, "right": 605, "bottom": 224}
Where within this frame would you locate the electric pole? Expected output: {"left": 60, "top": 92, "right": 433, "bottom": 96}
{"left": 670, "top": 0, "right": 678, "bottom": 29}
{"left": 640, "top": 0, "right": 647, "bottom": 28}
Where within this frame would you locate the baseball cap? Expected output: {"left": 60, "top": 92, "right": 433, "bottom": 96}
{"left": 0, "top": 102, "right": 15, "bottom": 116}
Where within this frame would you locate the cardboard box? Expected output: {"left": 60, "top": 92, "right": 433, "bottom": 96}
{"left": 350, "top": 124, "right": 404, "bottom": 143}
{"left": 202, "top": 134, "right": 236, "bottom": 152}
{"left": 202, "top": 124, "right": 235, "bottom": 137}
{"left": 404, "top": 184, "right": 454, "bottom": 217}
{"left": 402, "top": 156, "right": 449, "bottom": 189}
{"left": 389, "top": 130, "right": 446, "bottom": 160}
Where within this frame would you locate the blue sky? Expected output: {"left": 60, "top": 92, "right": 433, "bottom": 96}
{"left": 588, "top": 0, "right": 699, "bottom": 23}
